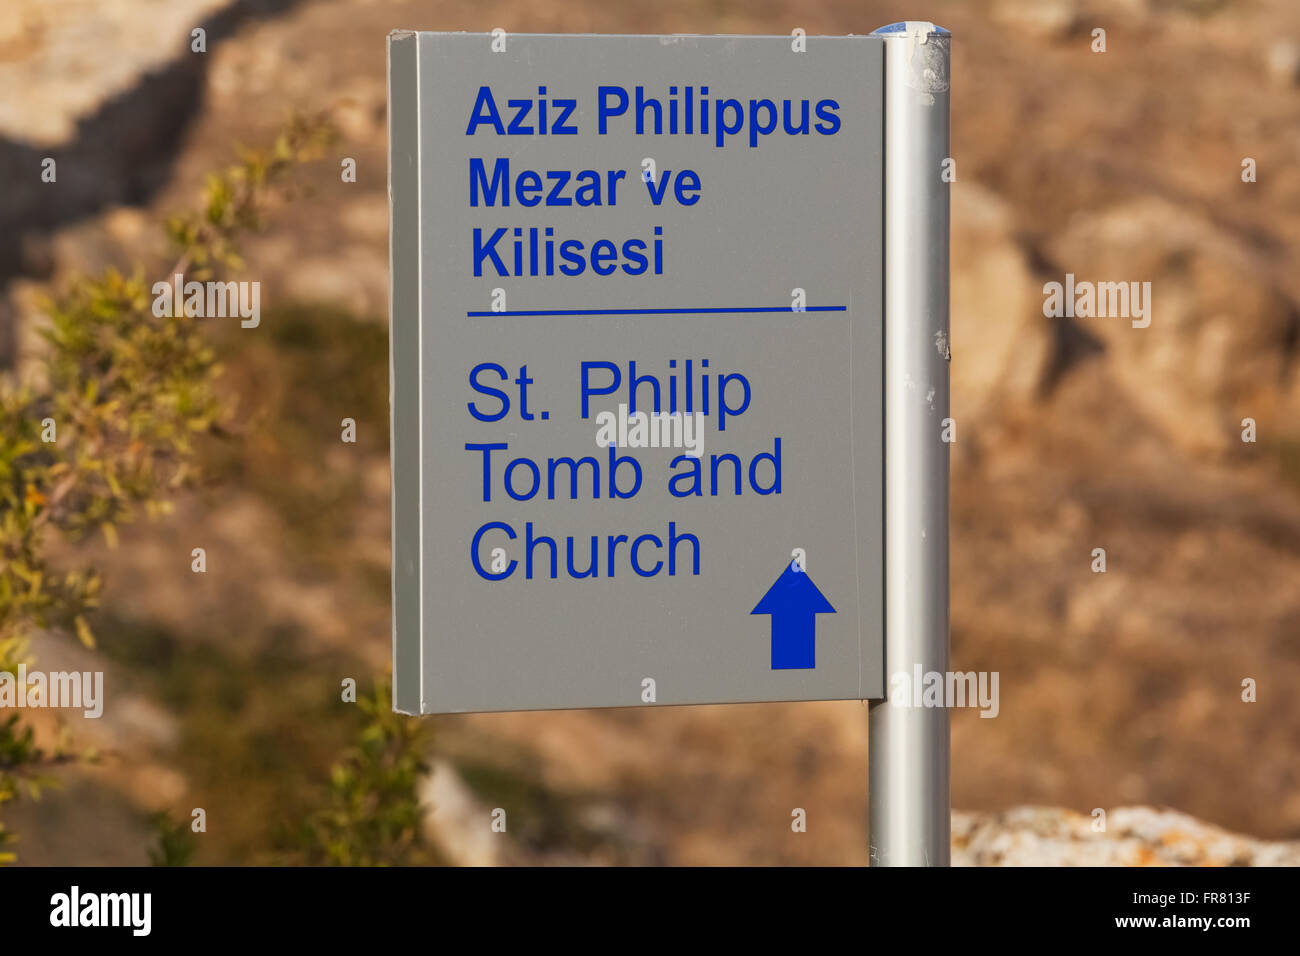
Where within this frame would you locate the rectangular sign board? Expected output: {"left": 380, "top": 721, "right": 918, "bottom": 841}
{"left": 389, "top": 32, "right": 885, "bottom": 713}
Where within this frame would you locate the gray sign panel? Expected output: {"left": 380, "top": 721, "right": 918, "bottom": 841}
{"left": 389, "top": 32, "right": 884, "bottom": 713}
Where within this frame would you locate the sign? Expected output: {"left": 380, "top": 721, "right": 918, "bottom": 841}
{"left": 389, "top": 32, "right": 887, "bottom": 713}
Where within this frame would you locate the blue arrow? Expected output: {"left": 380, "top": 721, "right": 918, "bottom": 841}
{"left": 751, "top": 563, "right": 836, "bottom": 670}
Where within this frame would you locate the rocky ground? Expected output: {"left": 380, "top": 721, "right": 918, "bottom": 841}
{"left": 953, "top": 806, "right": 1300, "bottom": 866}
{"left": 3, "top": 0, "right": 1300, "bottom": 865}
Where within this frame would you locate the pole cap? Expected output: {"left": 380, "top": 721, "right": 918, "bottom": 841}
{"left": 871, "top": 22, "right": 951, "bottom": 38}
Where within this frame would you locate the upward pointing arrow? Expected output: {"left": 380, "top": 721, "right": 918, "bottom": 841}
{"left": 751, "top": 563, "right": 837, "bottom": 670}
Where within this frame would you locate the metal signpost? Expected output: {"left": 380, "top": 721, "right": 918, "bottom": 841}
{"left": 870, "top": 22, "right": 952, "bottom": 867}
{"left": 388, "top": 24, "right": 950, "bottom": 866}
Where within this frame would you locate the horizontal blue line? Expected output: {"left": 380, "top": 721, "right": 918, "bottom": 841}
{"left": 466, "top": 306, "right": 848, "bottom": 317}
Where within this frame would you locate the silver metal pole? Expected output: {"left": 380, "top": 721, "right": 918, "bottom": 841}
{"left": 869, "top": 21, "right": 951, "bottom": 867}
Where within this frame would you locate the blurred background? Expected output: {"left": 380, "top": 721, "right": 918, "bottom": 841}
{"left": 2, "top": 0, "right": 1299, "bottom": 865}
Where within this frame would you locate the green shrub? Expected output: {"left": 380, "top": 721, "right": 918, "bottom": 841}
{"left": 0, "top": 113, "right": 335, "bottom": 862}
